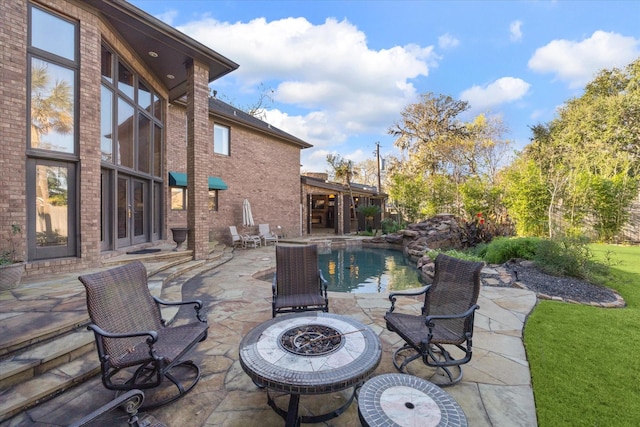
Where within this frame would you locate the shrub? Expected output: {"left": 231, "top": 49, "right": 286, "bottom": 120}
{"left": 381, "top": 218, "right": 405, "bottom": 235}
{"left": 484, "top": 236, "right": 542, "bottom": 264}
{"left": 426, "top": 248, "right": 484, "bottom": 262}
{"left": 468, "top": 242, "right": 489, "bottom": 259}
{"left": 533, "top": 236, "right": 593, "bottom": 279}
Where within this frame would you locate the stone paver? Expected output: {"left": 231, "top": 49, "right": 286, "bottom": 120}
{"left": 1, "top": 246, "right": 538, "bottom": 426}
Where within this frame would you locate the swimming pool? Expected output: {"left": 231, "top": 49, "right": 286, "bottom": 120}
{"left": 318, "top": 246, "right": 424, "bottom": 293}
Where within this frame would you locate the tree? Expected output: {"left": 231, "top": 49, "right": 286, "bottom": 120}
{"left": 502, "top": 157, "right": 550, "bottom": 236}
{"left": 388, "top": 93, "right": 471, "bottom": 175}
{"left": 326, "top": 154, "right": 359, "bottom": 225}
{"left": 387, "top": 93, "right": 512, "bottom": 221}
{"left": 353, "top": 159, "right": 380, "bottom": 189}
{"left": 386, "top": 172, "right": 426, "bottom": 223}
{"left": 215, "top": 83, "right": 274, "bottom": 120}
{"left": 503, "top": 57, "right": 640, "bottom": 240}
{"left": 357, "top": 204, "right": 381, "bottom": 233}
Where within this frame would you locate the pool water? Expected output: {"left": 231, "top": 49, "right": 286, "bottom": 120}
{"left": 318, "top": 247, "right": 424, "bottom": 293}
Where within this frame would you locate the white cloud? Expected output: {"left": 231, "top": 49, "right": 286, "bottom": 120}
{"left": 528, "top": 30, "right": 640, "bottom": 88}
{"left": 460, "top": 77, "right": 531, "bottom": 112}
{"left": 438, "top": 33, "right": 459, "bottom": 49}
{"left": 173, "top": 15, "right": 437, "bottom": 171}
{"left": 151, "top": 9, "right": 178, "bottom": 26}
{"left": 510, "top": 20, "right": 523, "bottom": 42}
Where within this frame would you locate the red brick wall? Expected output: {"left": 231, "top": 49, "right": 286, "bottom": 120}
{"left": 1, "top": 0, "right": 108, "bottom": 276}
{"left": 1, "top": 0, "right": 305, "bottom": 277}
{"left": 186, "top": 60, "right": 211, "bottom": 260}
{"left": 166, "top": 104, "right": 304, "bottom": 245}
{"left": 0, "top": 0, "right": 173, "bottom": 276}
{"left": 0, "top": 0, "right": 28, "bottom": 264}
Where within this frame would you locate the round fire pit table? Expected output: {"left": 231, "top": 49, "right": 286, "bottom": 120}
{"left": 239, "top": 312, "right": 382, "bottom": 426}
{"left": 358, "top": 373, "right": 467, "bottom": 427}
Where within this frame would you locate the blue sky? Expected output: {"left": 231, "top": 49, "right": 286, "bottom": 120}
{"left": 131, "top": 0, "right": 640, "bottom": 174}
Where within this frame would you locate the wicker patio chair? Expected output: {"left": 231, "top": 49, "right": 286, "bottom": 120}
{"left": 272, "top": 244, "right": 329, "bottom": 317}
{"left": 384, "top": 253, "right": 484, "bottom": 386}
{"left": 79, "top": 261, "right": 208, "bottom": 409}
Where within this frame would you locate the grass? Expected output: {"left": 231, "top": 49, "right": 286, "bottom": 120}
{"left": 524, "top": 244, "right": 640, "bottom": 426}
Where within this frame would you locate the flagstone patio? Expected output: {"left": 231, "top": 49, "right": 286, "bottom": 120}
{"left": 1, "top": 245, "right": 538, "bottom": 426}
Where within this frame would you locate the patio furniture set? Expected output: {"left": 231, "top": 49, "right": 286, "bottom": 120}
{"left": 77, "top": 244, "right": 482, "bottom": 426}
{"left": 229, "top": 224, "right": 279, "bottom": 249}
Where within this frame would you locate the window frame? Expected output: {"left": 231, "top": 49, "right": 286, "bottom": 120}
{"left": 26, "top": 4, "right": 79, "bottom": 261}
{"left": 213, "top": 123, "right": 230, "bottom": 156}
{"left": 170, "top": 187, "right": 188, "bottom": 211}
{"left": 208, "top": 190, "right": 218, "bottom": 212}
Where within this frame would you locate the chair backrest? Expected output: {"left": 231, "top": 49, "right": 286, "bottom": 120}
{"left": 425, "top": 253, "right": 483, "bottom": 318}
{"left": 229, "top": 225, "right": 242, "bottom": 241}
{"left": 258, "top": 224, "right": 270, "bottom": 236}
{"left": 79, "top": 261, "right": 163, "bottom": 358}
{"left": 275, "top": 244, "right": 320, "bottom": 296}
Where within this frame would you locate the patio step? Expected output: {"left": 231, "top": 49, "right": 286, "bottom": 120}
{"left": 0, "top": 332, "right": 100, "bottom": 422}
{"left": 0, "top": 245, "right": 233, "bottom": 423}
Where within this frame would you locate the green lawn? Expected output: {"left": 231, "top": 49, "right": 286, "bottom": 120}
{"left": 525, "top": 244, "right": 640, "bottom": 426}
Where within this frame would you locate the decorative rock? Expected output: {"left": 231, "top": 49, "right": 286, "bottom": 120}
{"left": 403, "top": 229, "right": 419, "bottom": 238}
{"left": 383, "top": 234, "right": 404, "bottom": 244}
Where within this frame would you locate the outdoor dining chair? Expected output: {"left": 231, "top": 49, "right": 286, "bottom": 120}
{"left": 78, "top": 261, "right": 208, "bottom": 409}
{"left": 272, "top": 244, "right": 329, "bottom": 317}
{"left": 258, "top": 223, "right": 279, "bottom": 246}
{"left": 384, "top": 253, "right": 484, "bottom": 386}
{"left": 229, "top": 225, "right": 261, "bottom": 249}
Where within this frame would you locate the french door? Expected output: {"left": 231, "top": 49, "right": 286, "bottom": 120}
{"left": 116, "top": 175, "right": 148, "bottom": 247}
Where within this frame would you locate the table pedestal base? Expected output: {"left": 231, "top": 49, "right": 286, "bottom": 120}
{"left": 267, "top": 387, "right": 357, "bottom": 426}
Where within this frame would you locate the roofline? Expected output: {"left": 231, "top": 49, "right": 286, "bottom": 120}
{"left": 98, "top": 0, "right": 239, "bottom": 75}
{"left": 301, "top": 176, "right": 386, "bottom": 197}
{"left": 210, "top": 108, "right": 312, "bottom": 149}
{"left": 171, "top": 97, "right": 313, "bottom": 149}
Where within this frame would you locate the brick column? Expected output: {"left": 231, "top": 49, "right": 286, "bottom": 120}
{"left": 0, "top": 0, "right": 28, "bottom": 261}
{"left": 185, "top": 60, "right": 210, "bottom": 260}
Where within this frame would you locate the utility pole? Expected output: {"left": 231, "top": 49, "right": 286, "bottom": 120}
{"left": 374, "top": 141, "right": 381, "bottom": 193}
{"left": 374, "top": 141, "right": 384, "bottom": 222}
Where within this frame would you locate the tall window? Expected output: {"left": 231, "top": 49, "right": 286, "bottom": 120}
{"left": 27, "top": 4, "right": 78, "bottom": 260}
{"left": 214, "top": 124, "right": 230, "bottom": 155}
{"left": 100, "top": 45, "right": 165, "bottom": 248}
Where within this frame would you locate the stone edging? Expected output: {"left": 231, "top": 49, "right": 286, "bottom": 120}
{"left": 511, "top": 281, "right": 626, "bottom": 308}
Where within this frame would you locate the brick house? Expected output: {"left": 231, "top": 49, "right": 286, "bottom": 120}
{"left": 167, "top": 97, "right": 311, "bottom": 244}
{"left": 0, "top": 0, "right": 310, "bottom": 278}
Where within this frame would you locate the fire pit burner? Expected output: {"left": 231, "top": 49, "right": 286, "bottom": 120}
{"left": 280, "top": 324, "right": 343, "bottom": 356}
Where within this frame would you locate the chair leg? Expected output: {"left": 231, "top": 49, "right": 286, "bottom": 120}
{"left": 121, "top": 361, "right": 202, "bottom": 410}
{"left": 391, "top": 344, "right": 422, "bottom": 372}
{"left": 392, "top": 343, "right": 464, "bottom": 386}
{"left": 426, "top": 344, "right": 465, "bottom": 386}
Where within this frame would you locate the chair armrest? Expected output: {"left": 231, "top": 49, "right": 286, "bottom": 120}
{"left": 424, "top": 304, "right": 480, "bottom": 325}
{"left": 68, "top": 389, "right": 145, "bottom": 427}
{"left": 387, "top": 285, "right": 430, "bottom": 313}
{"left": 318, "top": 269, "right": 328, "bottom": 290}
{"left": 152, "top": 296, "right": 206, "bottom": 322}
{"left": 87, "top": 323, "right": 158, "bottom": 343}
{"left": 272, "top": 273, "right": 277, "bottom": 295}
{"left": 153, "top": 295, "right": 202, "bottom": 309}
